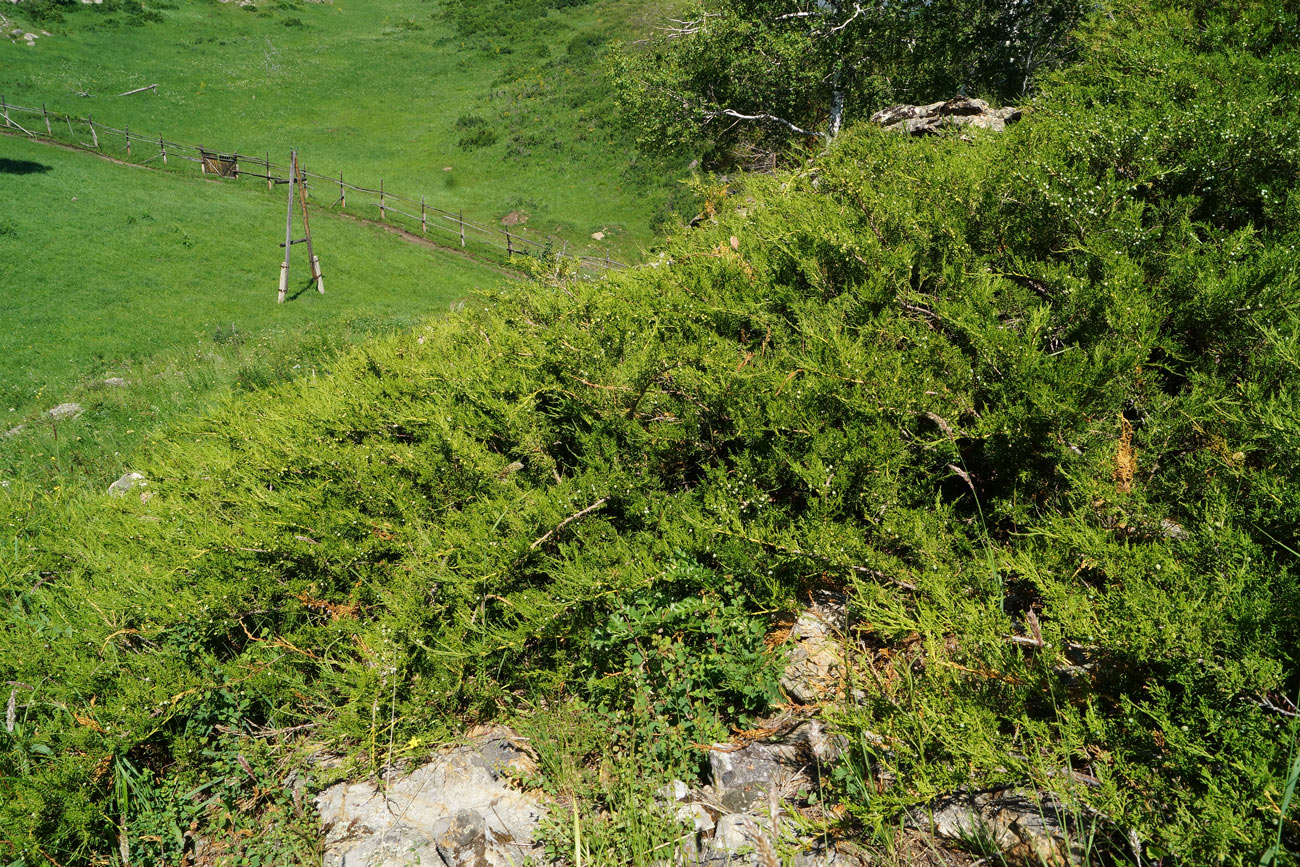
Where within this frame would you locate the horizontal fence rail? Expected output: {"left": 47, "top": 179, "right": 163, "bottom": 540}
{"left": 0, "top": 96, "right": 628, "bottom": 274}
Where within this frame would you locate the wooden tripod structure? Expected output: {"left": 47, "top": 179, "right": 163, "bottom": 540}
{"left": 278, "top": 149, "right": 324, "bottom": 303}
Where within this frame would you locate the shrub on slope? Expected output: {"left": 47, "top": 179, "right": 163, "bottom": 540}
{"left": 2, "top": 0, "right": 1298, "bottom": 862}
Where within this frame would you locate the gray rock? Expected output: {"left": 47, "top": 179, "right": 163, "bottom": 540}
{"left": 780, "top": 590, "right": 848, "bottom": 705}
{"left": 658, "top": 779, "right": 691, "bottom": 803}
{"left": 695, "top": 811, "right": 868, "bottom": 866}
{"left": 48, "top": 402, "right": 83, "bottom": 421}
{"left": 4, "top": 425, "right": 24, "bottom": 438}
{"left": 711, "top": 812, "right": 769, "bottom": 855}
{"left": 709, "top": 720, "right": 843, "bottom": 812}
{"left": 911, "top": 787, "right": 1085, "bottom": 866}
{"left": 108, "top": 472, "right": 148, "bottom": 498}
{"left": 103, "top": 377, "right": 130, "bottom": 388}
{"left": 315, "top": 725, "right": 546, "bottom": 867}
{"left": 871, "top": 96, "right": 1022, "bottom": 136}
{"left": 1160, "top": 518, "right": 1188, "bottom": 541}
{"left": 676, "top": 802, "right": 716, "bottom": 834}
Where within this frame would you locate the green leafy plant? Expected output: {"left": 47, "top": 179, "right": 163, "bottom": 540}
{"left": 584, "top": 557, "right": 781, "bottom": 775}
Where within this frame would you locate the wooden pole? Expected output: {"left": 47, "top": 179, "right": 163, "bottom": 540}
{"left": 339, "top": 171, "right": 345, "bottom": 208}
{"left": 42, "top": 104, "right": 51, "bottom": 136}
{"left": 296, "top": 155, "right": 324, "bottom": 295}
{"left": 266, "top": 152, "right": 273, "bottom": 191}
{"left": 1, "top": 97, "right": 8, "bottom": 129}
{"left": 421, "top": 197, "right": 427, "bottom": 235}
{"left": 506, "top": 232, "right": 513, "bottom": 257}
{"left": 379, "top": 180, "right": 385, "bottom": 221}
{"left": 124, "top": 124, "right": 130, "bottom": 157}
{"left": 66, "top": 114, "right": 75, "bottom": 139}
{"left": 460, "top": 210, "right": 465, "bottom": 247}
{"left": 87, "top": 115, "right": 99, "bottom": 150}
{"left": 159, "top": 137, "right": 166, "bottom": 165}
{"left": 279, "top": 150, "right": 295, "bottom": 304}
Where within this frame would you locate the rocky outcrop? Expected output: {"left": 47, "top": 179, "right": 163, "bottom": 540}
{"left": 315, "top": 725, "right": 546, "bottom": 867}
{"left": 309, "top": 594, "right": 1091, "bottom": 867}
{"left": 910, "top": 787, "right": 1086, "bottom": 866}
{"left": 780, "top": 590, "right": 849, "bottom": 705}
{"left": 871, "top": 97, "right": 1022, "bottom": 136}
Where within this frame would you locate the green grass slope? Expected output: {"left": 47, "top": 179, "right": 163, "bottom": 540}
{"left": 3, "top": 0, "right": 1299, "bottom": 864}
{"left": 0, "top": 0, "right": 685, "bottom": 262}
{"left": 0, "top": 133, "right": 504, "bottom": 490}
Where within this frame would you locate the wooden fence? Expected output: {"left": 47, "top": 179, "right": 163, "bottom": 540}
{"left": 0, "top": 97, "right": 627, "bottom": 273}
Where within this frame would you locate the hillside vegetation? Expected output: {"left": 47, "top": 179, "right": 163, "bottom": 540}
{"left": 3, "top": 0, "right": 1300, "bottom": 864}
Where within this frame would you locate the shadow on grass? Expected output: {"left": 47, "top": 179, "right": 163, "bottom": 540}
{"left": 285, "top": 279, "right": 319, "bottom": 302}
{"left": 0, "top": 158, "right": 53, "bottom": 175}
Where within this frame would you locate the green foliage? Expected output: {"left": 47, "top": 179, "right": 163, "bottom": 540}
{"left": 3, "top": 0, "right": 1300, "bottom": 864}
{"left": 585, "top": 557, "right": 780, "bottom": 774}
{"left": 610, "top": 0, "right": 1088, "bottom": 163}
{"left": 13, "top": 0, "right": 167, "bottom": 27}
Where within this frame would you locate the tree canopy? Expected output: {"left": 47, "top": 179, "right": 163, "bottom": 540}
{"left": 611, "top": 0, "right": 1089, "bottom": 163}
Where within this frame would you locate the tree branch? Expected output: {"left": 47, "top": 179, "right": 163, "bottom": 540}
{"left": 713, "top": 108, "right": 826, "bottom": 139}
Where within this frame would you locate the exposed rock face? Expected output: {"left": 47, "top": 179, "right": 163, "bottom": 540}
{"left": 315, "top": 725, "right": 546, "bottom": 867}
{"left": 911, "top": 787, "right": 1085, "bottom": 866}
{"left": 48, "top": 402, "right": 83, "bottom": 421}
{"left": 870, "top": 97, "right": 1022, "bottom": 136}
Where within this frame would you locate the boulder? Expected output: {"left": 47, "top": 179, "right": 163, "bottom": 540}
{"left": 315, "top": 725, "right": 546, "bottom": 867}
{"left": 48, "top": 402, "right": 83, "bottom": 421}
{"left": 103, "top": 377, "right": 130, "bottom": 388}
{"left": 870, "top": 97, "right": 1022, "bottom": 136}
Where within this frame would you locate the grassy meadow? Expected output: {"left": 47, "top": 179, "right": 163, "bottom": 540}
{"left": 0, "top": 132, "right": 505, "bottom": 492}
{"left": 0, "top": 0, "right": 687, "bottom": 263}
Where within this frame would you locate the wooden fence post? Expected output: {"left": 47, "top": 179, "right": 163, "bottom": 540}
{"left": 1, "top": 96, "right": 9, "bottom": 129}
{"left": 296, "top": 155, "right": 324, "bottom": 295}
{"left": 339, "top": 172, "right": 345, "bottom": 209}
{"left": 159, "top": 137, "right": 166, "bottom": 165}
{"left": 42, "top": 104, "right": 51, "bottom": 136}
{"left": 379, "top": 180, "right": 385, "bottom": 221}
{"left": 266, "top": 152, "right": 272, "bottom": 191}
{"left": 421, "top": 196, "right": 427, "bottom": 235}
{"left": 87, "top": 115, "right": 99, "bottom": 150}
{"left": 460, "top": 210, "right": 465, "bottom": 247}
{"left": 506, "top": 232, "right": 513, "bottom": 257}
{"left": 124, "top": 124, "right": 130, "bottom": 157}
{"left": 279, "top": 150, "right": 295, "bottom": 304}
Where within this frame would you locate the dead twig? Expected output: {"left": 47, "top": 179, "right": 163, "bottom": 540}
{"left": 530, "top": 498, "right": 609, "bottom": 550}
